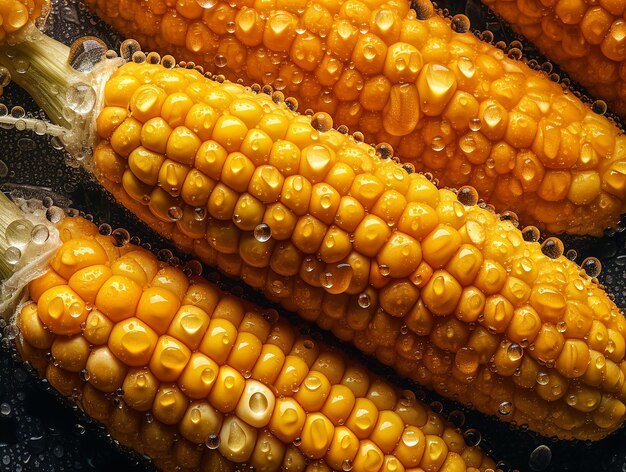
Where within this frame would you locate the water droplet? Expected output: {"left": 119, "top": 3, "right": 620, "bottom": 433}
{"left": 457, "top": 186, "right": 478, "bottom": 206}
{"left": 592, "top": 100, "right": 607, "bottom": 115}
{"left": 507, "top": 343, "right": 523, "bottom": 361}
{"left": 498, "top": 401, "right": 513, "bottom": 416}
{"left": 161, "top": 55, "right": 176, "bottom": 69}
{"left": 4, "top": 246, "right": 21, "bottom": 265}
{"left": 357, "top": 293, "right": 370, "bottom": 308}
{"left": 450, "top": 14, "right": 470, "bottom": 33}
{"left": 310, "top": 112, "right": 333, "bottom": 132}
{"left": 522, "top": 226, "right": 540, "bottom": 242}
{"left": 111, "top": 228, "right": 131, "bottom": 247}
{"left": 66, "top": 83, "right": 97, "bottom": 114}
{"left": 0, "top": 67, "right": 10, "bottom": 87}
{"left": 463, "top": 428, "right": 481, "bottom": 447}
{"left": 431, "top": 136, "right": 445, "bottom": 151}
{"left": 529, "top": 445, "right": 552, "bottom": 471}
{"left": 254, "top": 223, "right": 272, "bottom": 242}
{"left": 581, "top": 257, "right": 601, "bottom": 278}
{"left": 469, "top": 117, "right": 481, "bottom": 131}
{"left": 214, "top": 54, "right": 227, "bottom": 68}
{"left": 68, "top": 37, "right": 107, "bottom": 72}
{"left": 342, "top": 459, "right": 353, "bottom": 471}
{"left": 249, "top": 391, "right": 269, "bottom": 413}
{"left": 541, "top": 238, "right": 564, "bottom": 259}
{"left": 536, "top": 371, "right": 549, "bottom": 386}
{"left": 168, "top": 206, "right": 183, "bottom": 221}
{"left": 5, "top": 219, "right": 33, "bottom": 248}
{"left": 120, "top": 39, "right": 142, "bottom": 62}
{"left": 206, "top": 433, "right": 220, "bottom": 449}
{"left": 14, "top": 57, "right": 30, "bottom": 73}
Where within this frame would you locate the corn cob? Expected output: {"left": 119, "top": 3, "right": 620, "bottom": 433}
{"left": 0, "top": 201, "right": 497, "bottom": 472}
{"left": 85, "top": 0, "right": 626, "bottom": 236}
{"left": 2, "top": 33, "right": 626, "bottom": 441}
{"left": 480, "top": 0, "right": 626, "bottom": 120}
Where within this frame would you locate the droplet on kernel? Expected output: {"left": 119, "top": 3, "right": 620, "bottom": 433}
{"left": 357, "top": 292, "right": 371, "bottom": 308}
{"left": 167, "top": 206, "right": 183, "bottom": 221}
{"left": 498, "top": 401, "right": 513, "bottom": 416}
{"left": 206, "top": 433, "right": 220, "bottom": 449}
{"left": 431, "top": 136, "right": 445, "bottom": 151}
{"left": 311, "top": 112, "right": 333, "bottom": 133}
{"left": 254, "top": 223, "right": 272, "bottom": 242}
{"left": 507, "top": 343, "right": 523, "bottom": 361}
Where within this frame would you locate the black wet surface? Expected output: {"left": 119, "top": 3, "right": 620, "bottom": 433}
{"left": 2, "top": 1, "right": 626, "bottom": 471}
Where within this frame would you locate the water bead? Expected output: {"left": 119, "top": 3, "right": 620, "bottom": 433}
{"left": 592, "top": 100, "right": 607, "bottom": 116}
{"left": 120, "top": 39, "right": 141, "bottom": 62}
{"left": 457, "top": 186, "right": 478, "bottom": 206}
{"left": 463, "top": 428, "right": 481, "bottom": 447}
{"left": 4, "top": 246, "right": 21, "bottom": 265}
{"left": 5, "top": 219, "right": 33, "bottom": 248}
{"left": 498, "top": 401, "right": 513, "bottom": 416}
{"left": 111, "top": 228, "right": 131, "bottom": 247}
{"left": 541, "top": 238, "right": 564, "bottom": 259}
{"left": 522, "top": 226, "right": 540, "bottom": 242}
{"left": 581, "top": 257, "right": 601, "bottom": 278}
{"left": 357, "top": 292, "right": 371, "bottom": 308}
{"left": 529, "top": 445, "right": 552, "bottom": 471}
{"left": 68, "top": 37, "right": 107, "bottom": 72}
{"left": 450, "top": 14, "right": 470, "bottom": 33}
{"left": 310, "top": 112, "right": 333, "bottom": 133}
{"left": 254, "top": 223, "right": 272, "bottom": 242}
{"left": 66, "top": 83, "right": 97, "bottom": 114}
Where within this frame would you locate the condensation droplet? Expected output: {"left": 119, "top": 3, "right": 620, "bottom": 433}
{"left": 498, "top": 401, "right": 513, "bottom": 416}
{"left": 68, "top": 36, "right": 107, "bottom": 72}
{"left": 66, "top": 83, "right": 97, "bottom": 114}
{"left": 5, "top": 219, "right": 33, "bottom": 248}
{"left": 581, "top": 257, "right": 601, "bottom": 278}
{"left": 254, "top": 223, "right": 272, "bottom": 242}
{"left": 357, "top": 292, "right": 370, "bottom": 308}
{"left": 4, "top": 246, "right": 21, "bottom": 265}
{"left": 120, "top": 39, "right": 142, "bottom": 62}
{"left": 529, "top": 445, "right": 552, "bottom": 471}
{"left": 206, "top": 433, "right": 220, "bottom": 449}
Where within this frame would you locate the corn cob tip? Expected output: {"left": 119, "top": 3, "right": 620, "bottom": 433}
{"left": 0, "top": 192, "right": 60, "bottom": 316}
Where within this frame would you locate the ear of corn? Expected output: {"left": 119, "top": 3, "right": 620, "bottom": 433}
{"left": 84, "top": 0, "right": 626, "bottom": 236}
{"left": 14, "top": 215, "right": 496, "bottom": 472}
{"left": 481, "top": 0, "right": 626, "bottom": 119}
{"left": 2, "top": 32, "right": 626, "bottom": 442}
{"left": 86, "top": 58, "right": 626, "bottom": 441}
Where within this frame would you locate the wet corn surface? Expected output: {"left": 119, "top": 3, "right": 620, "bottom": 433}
{"left": 3, "top": 0, "right": 626, "bottom": 471}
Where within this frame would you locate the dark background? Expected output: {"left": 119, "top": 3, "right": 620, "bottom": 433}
{"left": 2, "top": 0, "right": 626, "bottom": 471}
